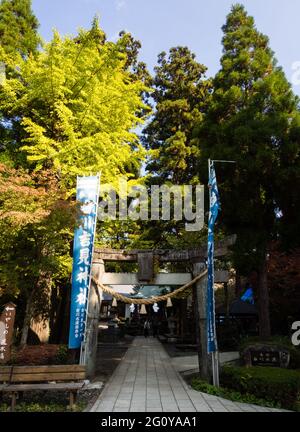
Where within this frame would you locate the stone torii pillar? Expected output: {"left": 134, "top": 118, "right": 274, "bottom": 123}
{"left": 84, "top": 258, "right": 104, "bottom": 378}
{"left": 193, "top": 262, "right": 210, "bottom": 381}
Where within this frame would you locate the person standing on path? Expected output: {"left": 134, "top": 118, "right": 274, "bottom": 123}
{"left": 143, "top": 318, "right": 151, "bottom": 337}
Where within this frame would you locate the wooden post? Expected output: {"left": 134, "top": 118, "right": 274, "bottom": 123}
{"left": 193, "top": 262, "right": 209, "bottom": 381}
{"left": 10, "top": 392, "right": 17, "bottom": 412}
{"left": 258, "top": 254, "right": 271, "bottom": 338}
{"left": 69, "top": 391, "right": 77, "bottom": 410}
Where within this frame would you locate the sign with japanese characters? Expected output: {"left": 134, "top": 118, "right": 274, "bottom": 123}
{"left": 250, "top": 350, "right": 280, "bottom": 367}
{"left": 0, "top": 302, "right": 16, "bottom": 363}
{"left": 68, "top": 175, "right": 100, "bottom": 349}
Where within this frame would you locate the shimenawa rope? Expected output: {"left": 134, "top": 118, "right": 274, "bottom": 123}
{"left": 91, "top": 268, "right": 208, "bottom": 305}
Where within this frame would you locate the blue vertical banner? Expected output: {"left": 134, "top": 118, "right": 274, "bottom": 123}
{"left": 68, "top": 175, "right": 100, "bottom": 349}
{"left": 207, "top": 161, "right": 220, "bottom": 353}
{"left": 241, "top": 286, "right": 254, "bottom": 304}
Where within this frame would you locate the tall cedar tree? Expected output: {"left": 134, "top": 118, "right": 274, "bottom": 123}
{"left": 199, "top": 4, "right": 300, "bottom": 337}
{"left": 143, "top": 46, "right": 212, "bottom": 184}
{"left": 140, "top": 47, "right": 211, "bottom": 249}
{"left": 0, "top": 0, "right": 39, "bottom": 57}
{"left": 0, "top": 0, "right": 40, "bottom": 155}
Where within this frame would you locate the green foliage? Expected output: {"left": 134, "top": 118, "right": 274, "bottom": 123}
{"left": 0, "top": 22, "right": 150, "bottom": 185}
{"left": 0, "top": 1, "right": 299, "bottom": 346}
{"left": 0, "top": 20, "right": 151, "bottom": 341}
{"left": 191, "top": 376, "right": 280, "bottom": 408}
{"left": 0, "top": 0, "right": 40, "bottom": 156}
{"left": 221, "top": 365, "right": 300, "bottom": 410}
{"left": 199, "top": 4, "right": 300, "bottom": 269}
{"left": 0, "top": 164, "right": 76, "bottom": 322}
{"left": 191, "top": 378, "right": 222, "bottom": 396}
{"left": 53, "top": 345, "right": 69, "bottom": 365}
{"left": 144, "top": 46, "right": 211, "bottom": 184}
{"left": 117, "top": 30, "right": 152, "bottom": 87}
{"left": 0, "top": 0, "right": 40, "bottom": 58}
{"left": 196, "top": 4, "right": 300, "bottom": 337}
{"left": 0, "top": 401, "right": 86, "bottom": 412}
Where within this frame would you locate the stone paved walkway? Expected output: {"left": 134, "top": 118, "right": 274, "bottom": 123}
{"left": 90, "top": 336, "right": 284, "bottom": 412}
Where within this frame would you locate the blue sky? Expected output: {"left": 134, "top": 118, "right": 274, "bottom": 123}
{"left": 31, "top": 0, "right": 300, "bottom": 95}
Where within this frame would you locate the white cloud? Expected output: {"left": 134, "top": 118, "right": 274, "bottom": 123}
{"left": 115, "top": 0, "right": 126, "bottom": 12}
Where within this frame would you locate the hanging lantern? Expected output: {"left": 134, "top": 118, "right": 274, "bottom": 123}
{"left": 140, "top": 304, "right": 147, "bottom": 314}
{"left": 166, "top": 297, "right": 173, "bottom": 307}
{"left": 112, "top": 297, "right": 117, "bottom": 307}
{"left": 152, "top": 302, "right": 159, "bottom": 313}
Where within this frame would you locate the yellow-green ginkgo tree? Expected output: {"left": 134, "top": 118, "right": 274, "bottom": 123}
{"left": 1, "top": 20, "right": 150, "bottom": 187}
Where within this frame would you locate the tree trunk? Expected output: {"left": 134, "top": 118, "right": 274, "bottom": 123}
{"left": 235, "top": 269, "right": 242, "bottom": 297}
{"left": 20, "top": 291, "right": 34, "bottom": 346}
{"left": 258, "top": 255, "right": 271, "bottom": 338}
{"left": 224, "top": 282, "right": 230, "bottom": 319}
{"left": 30, "top": 272, "right": 52, "bottom": 343}
{"left": 20, "top": 271, "right": 52, "bottom": 346}
{"left": 60, "top": 283, "right": 71, "bottom": 344}
{"left": 49, "top": 285, "right": 58, "bottom": 343}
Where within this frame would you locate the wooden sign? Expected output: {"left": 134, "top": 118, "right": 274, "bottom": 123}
{"left": 138, "top": 252, "right": 154, "bottom": 282}
{"left": 0, "top": 302, "right": 16, "bottom": 364}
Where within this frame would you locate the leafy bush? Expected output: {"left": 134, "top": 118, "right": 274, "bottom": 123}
{"left": 0, "top": 402, "right": 85, "bottom": 412}
{"left": 191, "top": 379, "right": 223, "bottom": 396}
{"left": 221, "top": 366, "right": 300, "bottom": 410}
{"left": 9, "top": 344, "right": 72, "bottom": 365}
{"left": 11, "top": 344, "right": 64, "bottom": 365}
{"left": 53, "top": 345, "right": 69, "bottom": 365}
{"left": 191, "top": 377, "right": 280, "bottom": 409}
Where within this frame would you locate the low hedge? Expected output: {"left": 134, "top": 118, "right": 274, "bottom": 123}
{"left": 221, "top": 365, "right": 300, "bottom": 410}
{"left": 191, "top": 377, "right": 280, "bottom": 409}
{"left": 9, "top": 344, "right": 70, "bottom": 365}
{"left": 0, "top": 402, "right": 85, "bottom": 412}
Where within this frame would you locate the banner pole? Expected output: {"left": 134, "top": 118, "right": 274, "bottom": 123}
{"left": 208, "top": 159, "right": 236, "bottom": 386}
{"left": 80, "top": 173, "right": 101, "bottom": 365}
{"left": 212, "top": 351, "right": 216, "bottom": 385}
{"left": 208, "top": 159, "right": 220, "bottom": 387}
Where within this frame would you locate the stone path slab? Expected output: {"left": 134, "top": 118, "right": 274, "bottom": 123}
{"left": 90, "top": 336, "right": 285, "bottom": 412}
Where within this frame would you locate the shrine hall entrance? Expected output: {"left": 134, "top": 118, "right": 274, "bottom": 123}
{"left": 99, "top": 281, "right": 189, "bottom": 342}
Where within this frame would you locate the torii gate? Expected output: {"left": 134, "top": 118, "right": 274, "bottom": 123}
{"left": 83, "top": 235, "right": 236, "bottom": 378}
